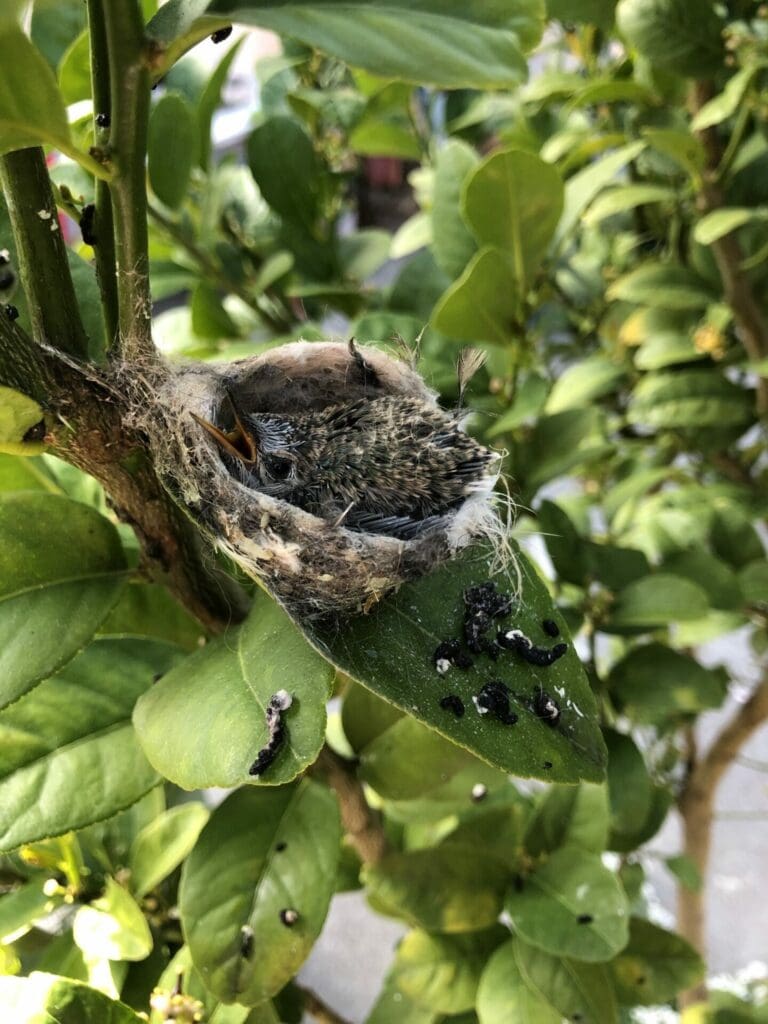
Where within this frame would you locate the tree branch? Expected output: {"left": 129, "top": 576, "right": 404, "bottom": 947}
{"left": 312, "top": 746, "right": 389, "bottom": 866}
{"left": 677, "top": 671, "right": 768, "bottom": 1006}
{"left": 296, "top": 985, "right": 354, "bottom": 1024}
{"left": 0, "top": 148, "right": 90, "bottom": 359}
{"left": 102, "top": 0, "right": 154, "bottom": 361}
{"left": 689, "top": 80, "right": 768, "bottom": 414}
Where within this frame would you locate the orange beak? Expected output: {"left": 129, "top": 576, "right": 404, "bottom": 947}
{"left": 191, "top": 394, "right": 259, "bottom": 464}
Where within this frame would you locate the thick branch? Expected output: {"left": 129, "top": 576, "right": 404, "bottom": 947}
{"left": 102, "top": 0, "right": 154, "bottom": 361}
{"left": 0, "top": 149, "right": 89, "bottom": 359}
{"left": 297, "top": 986, "right": 353, "bottom": 1024}
{"left": 677, "top": 672, "right": 768, "bottom": 1006}
{"left": 312, "top": 746, "right": 389, "bottom": 866}
{"left": 689, "top": 80, "right": 768, "bottom": 413}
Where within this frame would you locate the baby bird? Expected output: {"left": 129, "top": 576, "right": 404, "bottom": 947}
{"left": 193, "top": 358, "right": 497, "bottom": 540}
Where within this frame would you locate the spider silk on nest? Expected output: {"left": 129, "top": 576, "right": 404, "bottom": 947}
{"left": 133, "top": 339, "right": 515, "bottom": 620}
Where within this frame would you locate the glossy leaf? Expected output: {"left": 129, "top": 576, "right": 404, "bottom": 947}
{"left": 616, "top": 0, "right": 724, "bottom": 77}
{"left": 366, "top": 976, "right": 440, "bottom": 1024}
{"left": 73, "top": 877, "right": 153, "bottom": 962}
{"left": 364, "top": 846, "right": 509, "bottom": 933}
{"left": 179, "top": 782, "right": 340, "bottom": 1005}
{"left": 128, "top": 802, "right": 210, "bottom": 897}
{"left": 58, "top": 29, "right": 91, "bottom": 105}
{"left": 524, "top": 783, "right": 610, "bottom": 857}
{"left": 432, "top": 246, "right": 520, "bottom": 344}
{"left": 359, "top": 716, "right": 471, "bottom": 800}
{"left": 462, "top": 148, "right": 563, "bottom": 287}
{"left": 477, "top": 940, "right": 561, "bottom": 1024}
{"left": 0, "top": 882, "right": 56, "bottom": 940}
{"left": 0, "top": 26, "right": 71, "bottom": 155}
{"left": 514, "top": 939, "right": 619, "bottom": 1023}
{"left": 247, "top": 115, "right": 323, "bottom": 231}
{"left": 133, "top": 592, "right": 334, "bottom": 789}
{"left": 98, "top": 582, "right": 205, "bottom": 650}
{"left": 545, "top": 356, "right": 625, "bottom": 413}
{"left": 0, "top": 386, "right": 45, "bottom": 456}
{"left": 431, "top": 140, "right": 479, "bottom": 279}
{"left": 148, "top": 92, "right": 198, "bottom": 209}
{"left": 0, "top": 492, "right": 127, "bottom": 709}
{"left": 691, "top": 65, "right": 766, "bottom": 131}
{"left": 629, "top": 369, "right": 753, "bottom": 431}
{"left": 583, "top": 183, "right": 676, "bottom": 226}
{"left": 306, "top": 543, "right": 607, "bottom": 784}
{"left": 604, "top": 730, "right": 652, "bottom": 837}
{"left": 0, "top": 973, "right": 144, "bottom": 1023}
{"left": 609, "top": 918, "right": 705, "bottom": 1005}
{"left": 391, "top": 927, "right": 507, "bottom": 1014}
{"left": 0, "top": 639, "right": 176, "bottom": 851}
{"left": 607, "top": 574, "right": 709, "bottom": 630}
{"left": 505, "top": 845, "right": 629, "bottom": 961}
{"left": 147, "top": 0, "right": 546, "bottom": 89}
{"left": 608, "top": 263, "right": 713, "bottom": 310}
{"left": 694, "top": 208, "right": 763, "bottom": 246}
{"left": 554, "top": 141, "right": 645, "bottom": 245}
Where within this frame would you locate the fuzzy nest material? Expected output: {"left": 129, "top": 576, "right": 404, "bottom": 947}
{"left": 133, "top": 340, "right": 504, "bottom": 620}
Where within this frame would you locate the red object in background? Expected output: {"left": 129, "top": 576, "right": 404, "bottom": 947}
{"left": 363, "top": 157, "right": 405, "bottom": 189}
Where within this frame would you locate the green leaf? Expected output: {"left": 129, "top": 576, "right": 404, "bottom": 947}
{"left": 391, "top": 927, "right": 507, "bottom": 1014}
{"left": 610, "top": 785, "right": 672, "bottom": 853}
{"left": 432, "top": 247, "right": 520, "bottom": 344}
{"left": 517, "top": 408, "right": 611, "bottom": 491}
{"left": 148, "top": 92, "right": 198, "bottom": 209}
{"left": 0, "top": 386, "right": 45, "bottom": 456}
{"left": 740, "top": 559, "right": 768, "bottom": 607}
{"left": 366, "top": 976, "right": 440, "bottom": 1024}
{"left": 477, "top": 940, "right": 561, "bottom": 1024}
{"left": 616, "top": 0, "right": 724, "bottom": 78}
{"left": 0, "top": 26, "right": 72, "bottom": 155}
{"left": 462, "top": 148, "right": 563, "bottom": 287}
{"left": 554, "top": 141, "right": 645, "bottom": 246}
{"left": 134, "top": 593, "right": 334, "bottom": 789}
{"left": 128, "top": 802, "right": 209, "bottom": 898}
{"left": 191, "top": 281, "right": 240, "bottom": 338}
{"left": 711, "top": 502, "right": 765, "bottom": 569}
{"left": 545, "top": 356, "right": 626, "bottom": 413}
{"left": 58, "top": 29, "right": 91, "bottom": 105}
{"left": 431, "top": 140, "right": 479, "bottom": 279}
{"left": 0, "top": 639, "right": 177, "bottom": 851}
{"left": 0, "top": 973, "right": 144, "bottom": 1023}
{"left": 604, "top": 730, "right": 652, "bottom": 837}
{"left": 694, "top": 208, "right": 764, "bottom": 245}
{"left": 0, "top": 493, "right": 127, "bottom": 709}
{"left": 514, "top": 939, "right": 619, "bottom": 1023}
{"left": 608, "top": 263, "right": 713, "bottom": 310}
{"left": 505, "top": 845, "right": 629, "bottom": 961}
{"left": 691, "top": 65, "right": 766, "bottom": 131}
{"left": 609, "top": 917, "right": 705, "bottom": 1005}
{"left": 0, "top": 882, "right": 57, "bottom": 940}
{"left": 148, "top": 1, "right": 546, "bottom": 89}
{"left": 524, "top": 784, "right": 610, "bottom": 857}
{"left": 305, "top": 543, "right": 607, "bottom": 785}
{"left": 627, "top": 369, "right": 753, "bottom": 430}
{"left": 364, "top": 846, "right": 509, "bottom": 933}
{"left": 68, "top": 250, "right": 108, "bottom": 360}
{"left": 179, "top": 782, "right": 340, "bottom": 1005}
{"left": 359, "top": 717, "right": 471, "bottom": 800}
{"left": 607, "top": 574, "right": 709, "bottom": 630}
{"left": 73, "top": 877, "right": 153, "bottom": 962}
{"left": 197, "top": 36, "right": 243, "bottom": 169}
{"left": 247, "top": 115, "right": 323, "bottom": 231}
{"left": 546, "top": 0, "right": 617, "bottom": 28}
{"left": 662, "top": 550, "right": 743, "bottom": 610}
{"left": 98, "top": 582, "right": 205, "bottom": 650}
{"left": 583, "top": 183, "right": 676, "bottom": 226}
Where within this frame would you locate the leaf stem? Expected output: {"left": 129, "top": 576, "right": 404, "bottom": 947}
{"left": 0, "top": 148, "right": 90, "bottom": 359}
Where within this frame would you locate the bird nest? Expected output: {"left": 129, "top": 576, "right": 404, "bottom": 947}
{"left": 132, "top": 340, "right": 506, "bottom": 620}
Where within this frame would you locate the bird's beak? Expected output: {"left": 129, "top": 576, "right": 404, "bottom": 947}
{"left": 191, "top": 396, "right": 259, "bottom": 464}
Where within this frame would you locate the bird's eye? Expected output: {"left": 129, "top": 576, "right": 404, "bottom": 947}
{"left": 264, "top": 455, "right": 293, "bottom": 482}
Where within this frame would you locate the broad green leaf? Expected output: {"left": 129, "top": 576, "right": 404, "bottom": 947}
{"left": 514, "top": 940, "right": 619, "bottom": 1023}
{"left": 477, "top": 940, "right": 561, "bottom": 1024}
{"left": 604, "top": 730, "right": 652, "bottom": 837}
{"left": 179, "top": 782, "right": 340, "bottom": 1005}
{"left": 694, "top": 208, "right": 764, "bottom": 246}
{"left": 524, "top": 783, "right": 609, "bottom": 857}
{"left": 711, "top": 502, "right": 765, "bottom": 569}
{"left": 0, "top": 454, "right": 58, "bottom": 493}
{"left": 366, "top": 976, "right": 440, "bottom": 1024}
{"left": 516, "top": 408, "right": 611, "bottom": 491}
{"left": 740, "top": 559, "right": 768, "bottom": 607}
{"left": 583, "top": 183, "right": 676, "bottom": 226}
{"left": 385, "top": 762, "right": 512, "bottom": 827}
{"left": 191, "top": 281, "right": 240, "bottom": 339}
{"left": 616, "top": 0, "right": 724, "bottom": 77}
{"left": 554, "top": 141, "right": 645, "bottom": 246}
{"left": 546, "top": 0, "right": 617, "bottom": 28}
{"left": 148, "top": 92, "right": 198, "bottom": 209}
{"left": 607, "top": 574, "right": 709, "bottom": 630}
{"left": 609, "top": 918, "right": 704, "bottom": 1005}
{"left": 359, "top": 716, "right": 471, "bottom": 800}
{"left": 462, "top": 148, "right": 563, "bottom": 287}
{"left": 488, "top": 374, "right": 548, "bottom": 436}
{"left": 608, "top": 783, "right": 671, "bottom": 853}
{"left": 197, "top": 36, "right": 244, "bottom": 169}
{"left": 147, "top": 1, "right": 546, "bottom": 89}
{"left": 662, "top": 550, "right": 743, "bottom": 610}
{"left": 0, "top": 639, "right": 176, "bottom": 851}
{"left": 505, "top": 845, "right": 629, "bottom": 961}
{"left": 0, "top": 386, "right": 45, "bottom": 456}
{"left": 0, "top": 973, "right": 143, "bottom": 1023}
{"left": 391, "top": 927, "right": 507, "bottom": 1014}
{"left": 431, "top": 140, "right": 479, "bottom": 279}
{"left": 341, "top": 682, "right": 403, "bottom": 753}
{"left": 133, "top": 593, "right": 334, "bottom": 789}
{"left": 627, "top": 369, "right": 753, "bottom": 430}
{"left": 642, "top": 128, "right": 705, "bottom": 178}
{"left": 609, "top": 645, "right": 727, "bottom": 724}
{"left": 128, "top": 802, "right": 209, "bottom": 898}
{"left": 608, "top": 263, "right": 713, "bottom": 310}
{"left": 305, "top": 543, "right": 607, "bottom": 785}
{"left": 0, "top": 882, "right": 57, "bottom": 941}
{"left": 432, "top": 246, "right": 520, "bottom": 345}
{"left": 692, "top": 65, "right": 766, "bottom": 131}
{"left": 30, "top": 0, "right": 87, "bottom": 68}
{"left": 440, "top": 788, "right": 529, "bottom": 862}
{"left": 73, "top": 877, "right": 153, "bottom": 962}
{"left": 364, "top": 846, "right": 509, "bottom": 933}
{"left": 0, "top": 27, "right": 72, "bottom": 155}
{"left": 98, "top": 582, "right": 205, "bottom": 650}
{"left": 58, "top": 29, "right": 91, "bottom": 105}
{"left": 0, "top": 493, "right": 127, "bottom": 709}
{"left": 247, "top": 115, "right": 323, "bottom": 231}
{"left": 545, "top": 356, "right": 625, "bottom": 413}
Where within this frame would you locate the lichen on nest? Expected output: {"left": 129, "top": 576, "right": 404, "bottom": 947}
{"left": 131, "top": 339, "right": 510, "bottom": 619}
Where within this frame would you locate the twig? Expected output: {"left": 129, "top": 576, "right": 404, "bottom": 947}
{"left": 297, "top": 985, "right": 354, "bottom": 1024}
{"left": 311, "top": 746, "right": 389, "bottom": 866}
{"left": 0, "top": 148, "right": 90, "bottom": 359}
{"left": 689, "top": 80, "right": 768, "bottom": 415}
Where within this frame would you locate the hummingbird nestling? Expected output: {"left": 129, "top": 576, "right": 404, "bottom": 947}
{"left": 192, "top": 349, "right": 498, "bottom": 540}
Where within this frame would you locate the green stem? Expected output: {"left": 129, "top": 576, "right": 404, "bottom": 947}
{"left": 0, "top": 148, "right": 90, "bottom": 359}
{"left": 86, "top": 0, "right": 120, "bottom": 350}
{"left": 102, "top": 0, "right": 154, "bottom": 361}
